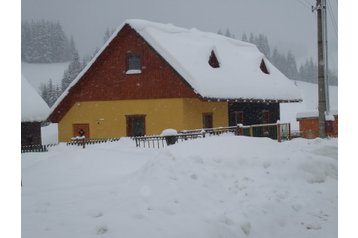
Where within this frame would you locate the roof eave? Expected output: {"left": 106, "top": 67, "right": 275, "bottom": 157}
{"left": 201, "top": 97, "right": 302, "bottom": 103}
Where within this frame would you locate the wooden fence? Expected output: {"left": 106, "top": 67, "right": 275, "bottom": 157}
{"left": 66, "top": 137, "right": 121, "bottom": 146}
{"left": 21, "top": 123, "right": 291, "bottom": 152}
{"left": 21, "top": 138, "right": 121, "bottom": 153}
{"left": 21, "top": 144, "right": 57, "bottom": 153}
{"left": 134, "top": 123, "right": 291, "bottom": 148}
{"left": 237, "top": 122, "right": 291, "bottom": 142}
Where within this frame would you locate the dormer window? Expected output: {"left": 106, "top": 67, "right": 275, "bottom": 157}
{"left": 126, "top": 54, "right": 142, "bottom": 74}
{"left": 260, "top": 59, "right": 269, "bottom": 74}
{"left": 208, "top": 50, "right": 220, "bottom": 68}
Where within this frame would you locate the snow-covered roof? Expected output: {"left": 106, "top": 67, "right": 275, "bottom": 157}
{"left": 296, "top": 110, "right": 338, "bottom": 120}
{"left": 22, "top": 75, "right": 50, "bottom": 122}
{"left": 126, "top": 19, "right": 301, "bottom": 101}
{"left": 50, "top": 19, "right": 301, "bottom": 113}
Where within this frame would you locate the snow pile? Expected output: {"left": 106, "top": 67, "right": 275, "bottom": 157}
{"left": 160, "top": 128, "right": 178, "bottom": 136}
{"left": 21, "top": 75, "right": 50, "bottom": 122}
{"left": 22, "top": 135, "right": 337, "bottom": 238}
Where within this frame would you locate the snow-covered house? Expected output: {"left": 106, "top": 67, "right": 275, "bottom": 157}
{"left": 48, "top": 19, "right": 301, "bottom": 142}
{"left": 22, "top": 75, "right": 50, "bottom": 145}
{"left": 296, "top": 110, "right": 338, "bottom": 138}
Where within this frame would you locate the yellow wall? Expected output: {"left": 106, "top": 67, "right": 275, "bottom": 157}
{"left": 182, "top": 98, "right": 228, "bottom": 129}
{"left": 58, "top": 98, "right": 228, "bottom": 142}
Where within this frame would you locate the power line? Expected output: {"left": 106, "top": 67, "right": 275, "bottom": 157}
{"left": 326, "top": 0, "right": 338, "bottom": 38}
{"left": 293, "top": 0, "right": 312, "bottom": 10}
{"left": 302, "top": 0, "right": 314, "bottom": 7}
{"left": 327, "top": 0, "right": 338, "bottom": 29}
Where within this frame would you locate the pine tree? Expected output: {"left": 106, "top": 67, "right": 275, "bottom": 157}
{"left": 103, "top": 28, "right": 115, "bottom": 43}
{"left": 21, "top": 21, "right": 32, "bottom": 62}
{"left": 61, "top": 51, "right": 83, "bottom": 92}
{"left": 241, "top": 33, "right": 248, "bottom": 42}
{"left": 254, "top": 34, "right": 271, "bottom": 58}
{"left": 40, "top": 82, "right": 49, "bottom": 106}
{"left": 69, "top": 36, "right": 77, "bottom": 58}
{"left": 47, "top": 79, "right": 56, "bottom": 106}
{"left": 225, "top": 29, "right": 232, "bottom": 38}
{"left": 40, "top": 78, "right": 62, "bottom": 107}
{"left": 21, "top": 20, "right": 77, "bottom": 63}
{"left": 249, "top": 33, "right": 254, "bottom": 44}
{"left": 298, "top": 58, "right": 317, "bottom": 83}
{"left": 286, "top": 51, "right": 299, "bottom": 79}
{"left": 270, "top": 48, "right": 288, "bottom": 76}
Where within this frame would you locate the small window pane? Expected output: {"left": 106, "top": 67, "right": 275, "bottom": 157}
{"left": 128, "top": 55, "right": 141, "bottom": 70}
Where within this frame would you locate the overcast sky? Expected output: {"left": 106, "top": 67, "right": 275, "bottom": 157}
{"left": 21, "top": 0, "right": 338, "bottom": 71}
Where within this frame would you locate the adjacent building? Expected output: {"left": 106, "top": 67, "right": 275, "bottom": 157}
{"left": 21, "top": 75, "right": 50, "bottom": 145}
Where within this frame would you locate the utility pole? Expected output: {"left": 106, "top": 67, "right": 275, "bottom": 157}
{"left": 322, "top": 0, "right": 330, "bottom": 115}
{"left": 313, "top": 0, "right": 327, "bottom": 138}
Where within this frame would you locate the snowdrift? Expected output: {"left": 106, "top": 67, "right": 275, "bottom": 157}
{"left": 22, "top": 135, "right": 337, "bottom": 238}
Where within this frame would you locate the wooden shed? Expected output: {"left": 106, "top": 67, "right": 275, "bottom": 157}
{"left": 296, "top": 111, "right": 338, "bottom": 138}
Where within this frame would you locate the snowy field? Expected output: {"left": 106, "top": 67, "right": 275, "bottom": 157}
{"left": 22, "top": 134, "right": 337, "bottom": 238}
{"left": 22, "top": 62, "right": 338, "bottom": 237}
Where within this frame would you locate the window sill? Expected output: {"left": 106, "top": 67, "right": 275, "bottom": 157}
{"left": 126, "top": 69, "right": 142, "bottom": 75}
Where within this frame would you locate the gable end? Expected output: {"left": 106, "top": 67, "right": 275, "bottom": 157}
{"left": 48, "top": 24, "right": 199, "bottom": 123}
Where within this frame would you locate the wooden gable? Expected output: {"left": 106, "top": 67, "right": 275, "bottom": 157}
{"left": 48, "top": 24, "right": 198, "bottom": 123}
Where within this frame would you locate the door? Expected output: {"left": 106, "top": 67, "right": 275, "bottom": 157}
{"left": 202, "top": 113, "right": 213, "bottom": 129}
{"left": 234, "top": 111, "right": 244, "bottom": 125}
{"left": 126, "top": 115, "right": 146, "bottom": 137}
{"left": 261, "top": 110, "right": 270, "bottom": 137}
{"left": 73, "top": 123, "right": 90, "bottom": 138}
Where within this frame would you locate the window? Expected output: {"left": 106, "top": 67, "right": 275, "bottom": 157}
{"left": 260, "top": 59, "right": 269, "bottom": 74}
{"left": 208, "top": 50, "right": 220, "bottom": 68}
{"left": 234, "top": 111, "right": 244, "bottom": 125}
{"left": 126, "top": 54, "right": 141, "bottom": 74}
{"left": 126, "top": 115, "right": 146, "bottom": 137}
{"left": 202, "top": 113, "right": 213, "bottom": 129}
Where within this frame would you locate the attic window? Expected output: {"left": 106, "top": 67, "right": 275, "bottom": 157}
{"left": 260, "top": 59, "right": 270, "bottom": 74}
{"left": 208, "top": 50, "right": 220, "bottom": 68}
{"left": 126, "top": 54, "right": 141, "bottom": 74}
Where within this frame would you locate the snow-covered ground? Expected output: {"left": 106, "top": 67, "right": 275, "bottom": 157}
{"left": 21, "top": 62, "right": 69, "bottom": 92}
{"left": 41, "top": 123, "right": 58, "bottom": 144}
{"left": 22, "top": 134, "right": 337, "bottom": 238}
